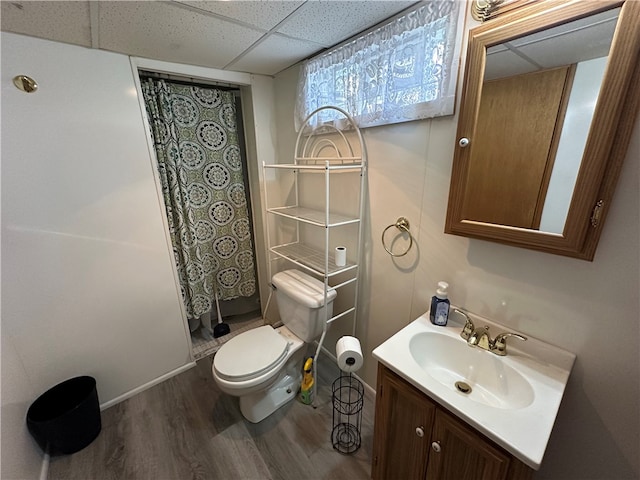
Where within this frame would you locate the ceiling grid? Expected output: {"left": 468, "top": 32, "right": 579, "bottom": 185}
{"left": 1, "top": 0, "right": 418, "bottom": 76}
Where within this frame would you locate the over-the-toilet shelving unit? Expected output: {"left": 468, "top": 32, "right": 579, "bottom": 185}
{"left": 263, "top": 106, "right": 367, "bottom": 395}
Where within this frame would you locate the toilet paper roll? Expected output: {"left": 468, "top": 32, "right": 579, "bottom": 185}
{"left": 336, "top": 336, "right": 363, "bottom": 373}
{"left": 335, "top": 246, "right": 347, "bottom": 267}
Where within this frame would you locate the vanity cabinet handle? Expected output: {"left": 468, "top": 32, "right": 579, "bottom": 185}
{"left": 458, "top": 137, "right": 470, "bottom": 147}
{"left": 416, "top": 426, "right": 425, "bottom": 438}
{"left": 431, "top": 441, "right": 441, "bottom": 453}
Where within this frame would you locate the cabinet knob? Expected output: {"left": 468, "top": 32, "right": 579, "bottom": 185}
{"left": 415, "top": 426, "right": 425, "bottom": 438}
{"left": 458, "top": 137, "right": 470, "bottom": 148}
{"left": 431, "top": 441, "right": 441, "bottom": 453}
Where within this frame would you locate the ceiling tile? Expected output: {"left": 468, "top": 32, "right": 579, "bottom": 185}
{"left": 485, "top": 49, "right": 538, "bottom": 81}
{"left": 98, "top": 1, "right": 263, "bottom": 69}
{"left": 228, "top": 33, "right": 324, "bottom": 76}
{"left": 509, "top": 8, "right": 618, "bottom": 50}
{"left": 513, "top": 15, "right": 617, "bottom": 69}
{"left": 277, "top": 0, "right": 417, "bottom": 47}
{"left": 0, "top": 1, "right": 91, "bottom": 47}
{"left": 485, "top": 8, "right": 618, "bottom": 80}
{"left": 1, "top": 0, "right": 422, "bottom": 76}
{"left": 177, "top": 0, "right": 305, "bottom": 30}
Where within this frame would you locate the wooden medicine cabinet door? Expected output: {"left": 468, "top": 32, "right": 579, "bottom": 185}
{"left": 445, "top": 0, "right": 640, "bottom": 260}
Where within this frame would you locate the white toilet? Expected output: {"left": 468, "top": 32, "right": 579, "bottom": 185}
{"left": 212, "top": 269, "right": 336, "bottom": 423}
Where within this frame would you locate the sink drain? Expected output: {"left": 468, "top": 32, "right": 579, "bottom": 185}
{"left": 455, "top": 381, "right": 472, "bottom": 394}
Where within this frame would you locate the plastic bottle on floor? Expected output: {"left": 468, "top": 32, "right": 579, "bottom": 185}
{"left": 299, "top": 357, "right": 315, "bottom": 405}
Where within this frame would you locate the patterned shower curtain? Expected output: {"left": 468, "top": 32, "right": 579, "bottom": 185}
{"left": 141, "top": 78, "right": 256, "bottom": 319}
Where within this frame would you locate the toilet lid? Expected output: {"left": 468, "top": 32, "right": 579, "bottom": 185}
{"left": 214, "top": 326, "right": 290, "bottom": 381}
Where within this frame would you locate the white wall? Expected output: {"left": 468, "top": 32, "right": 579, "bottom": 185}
{"left": 239, "top": 75, "right": 278, "bottom": 318}
{"left": 1, "top": 33, "right": 278, "bottom": 480}
{"left": 1, "top": 32, "right": 193, "bottom": 477}
{"left": 274, "top": 30, "right": 639, "bottom": 480}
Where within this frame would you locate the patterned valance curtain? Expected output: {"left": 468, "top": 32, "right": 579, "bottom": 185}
{"left": 295, "top": 0, "right": 465, "bottom": 130}
{"left": 141, "top": 78, "right": 256, "bottom": 319}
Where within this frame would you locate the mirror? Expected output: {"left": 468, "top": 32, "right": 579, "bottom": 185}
{"left": 473, "top": 8, "right": 619, "bottom": 234}
{"left": 445, "top": 0, "right": 640, "bottom": 260}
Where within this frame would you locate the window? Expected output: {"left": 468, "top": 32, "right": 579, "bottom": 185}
{"left": 295, "top": 0, "right": 465, "bottom": 130}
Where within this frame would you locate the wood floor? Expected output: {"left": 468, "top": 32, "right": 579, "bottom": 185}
{"left": 48, "top": 354, "right": 375, "bottom": 480}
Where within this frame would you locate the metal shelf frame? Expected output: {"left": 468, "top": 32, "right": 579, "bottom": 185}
{"left": 263, "top": 106, "right": 367, "bottom": 399}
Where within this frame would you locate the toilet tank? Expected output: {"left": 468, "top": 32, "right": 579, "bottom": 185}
{"left": 271, "top": 269, "right": 337, "bottom": 342}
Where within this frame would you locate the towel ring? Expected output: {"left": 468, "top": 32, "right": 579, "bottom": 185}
{"left": 382, "top": 217, "right": 414, "bottom": 257}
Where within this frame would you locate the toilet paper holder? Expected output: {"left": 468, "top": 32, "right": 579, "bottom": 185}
{"left": 331, "top": 373, "right": 364, "bottom": 454}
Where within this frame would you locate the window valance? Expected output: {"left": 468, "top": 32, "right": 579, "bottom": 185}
{"left": 295, "top": 0, "right": 466, "bottom": 130}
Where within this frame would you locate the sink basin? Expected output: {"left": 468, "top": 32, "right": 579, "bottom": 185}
{"left": 409, "top": 332, "right": 534, "bottom": 409}
{"left": 372, "top": 309, "right": 575, "bottom": 470}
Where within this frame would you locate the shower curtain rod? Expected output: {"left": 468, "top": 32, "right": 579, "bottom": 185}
{"left": 138, "top": 70, "right": 240, "bottom": 92}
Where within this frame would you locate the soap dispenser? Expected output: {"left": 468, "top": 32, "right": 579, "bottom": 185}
{"left": 429, "top": 281, "right": 450, "bottom": 326}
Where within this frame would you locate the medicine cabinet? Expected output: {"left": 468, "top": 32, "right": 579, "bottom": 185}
{"left": 445, "top": 0, "right": 640, "bottom": 260}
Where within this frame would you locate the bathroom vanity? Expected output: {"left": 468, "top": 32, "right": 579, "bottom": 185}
{"left": 371, "top": 311, "right": 575, "bottom": 479}
{"left": 372, "top": 364, "right": 532, "bottom": 480}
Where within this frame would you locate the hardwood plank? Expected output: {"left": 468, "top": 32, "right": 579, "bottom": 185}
{"left": 205, "top": 422, "right": 273, "bottom": 479}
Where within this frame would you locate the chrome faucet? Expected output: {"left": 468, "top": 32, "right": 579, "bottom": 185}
{"left": 457, "top": 310, "right": 527, "bottom": 356}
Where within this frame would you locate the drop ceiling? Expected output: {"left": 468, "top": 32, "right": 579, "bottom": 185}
{"left": 1, "top": 0, "right": 419, "bottom": 76}
{"left": 484, "top": 7, "right": 619, "bottom": 80}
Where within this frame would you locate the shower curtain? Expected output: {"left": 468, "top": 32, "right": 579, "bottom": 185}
{"left": 141, "top": 78, "right": 256, "bottom": 319}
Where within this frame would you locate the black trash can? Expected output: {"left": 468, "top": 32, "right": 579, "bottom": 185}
{"left": 26, "top": 376, "right": 101, "bottom": 455}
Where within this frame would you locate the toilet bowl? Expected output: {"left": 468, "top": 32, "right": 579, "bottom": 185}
{"left": 212, "top": 269, "right": 336, "bottom": 423}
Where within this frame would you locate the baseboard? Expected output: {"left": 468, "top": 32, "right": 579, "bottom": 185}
{"left": 99, "top": 362, "right": 197, "bottom": 410}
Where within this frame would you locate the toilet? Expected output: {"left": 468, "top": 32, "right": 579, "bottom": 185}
{"left": 212, "top": 269, "right": 337, "bottom": 423}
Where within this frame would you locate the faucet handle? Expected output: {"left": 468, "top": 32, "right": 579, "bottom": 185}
{"left": 492, "top": 332, "right": 527, "bottom": 356}
{"left": 456, "top": 309, "right": 474, "bottom": 340}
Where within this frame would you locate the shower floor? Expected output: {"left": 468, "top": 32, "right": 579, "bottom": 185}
{"left": 190, "top": 310, "right": 264, "bottom": 360}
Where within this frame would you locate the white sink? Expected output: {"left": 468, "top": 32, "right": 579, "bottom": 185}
{"left": 409, "top": 332, "right": 535, "bottom": 410}
{"left": 372, "top": 309, "right": 575, "bottom": 470}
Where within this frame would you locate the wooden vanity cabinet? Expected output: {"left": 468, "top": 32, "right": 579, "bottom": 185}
{"left": 372, "top": 365, "right": 533, "bottom": 480}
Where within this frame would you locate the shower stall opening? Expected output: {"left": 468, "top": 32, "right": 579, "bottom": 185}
{"left": 139, "top": 71, "right": 263, "bottom": 359}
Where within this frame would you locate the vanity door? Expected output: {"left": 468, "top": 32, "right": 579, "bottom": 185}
{"left": 425, "top": 409, "right": 511, "bottom": 480}
{"left": 372, "top": 366, "right": 436, "bottom": 480}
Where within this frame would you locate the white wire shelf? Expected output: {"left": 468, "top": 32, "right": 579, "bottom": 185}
{"left": 295, "top": 156, "right": 362, "bottom": 164}
{"left": 263, "top": 161, "right": 363, "bottom": 172}
{"left": 267, "top": 206, "right": 360, "bottom": 227}
{"left": 262, "top": 106, "right": 366, "bottom": 406}
{"left": 270, "top": 243, "right": 358, "bottom": 277}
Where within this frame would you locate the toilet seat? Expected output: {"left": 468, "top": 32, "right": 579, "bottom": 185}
{"left": 213, "top": 326, "right": 290, "bottom": 382}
